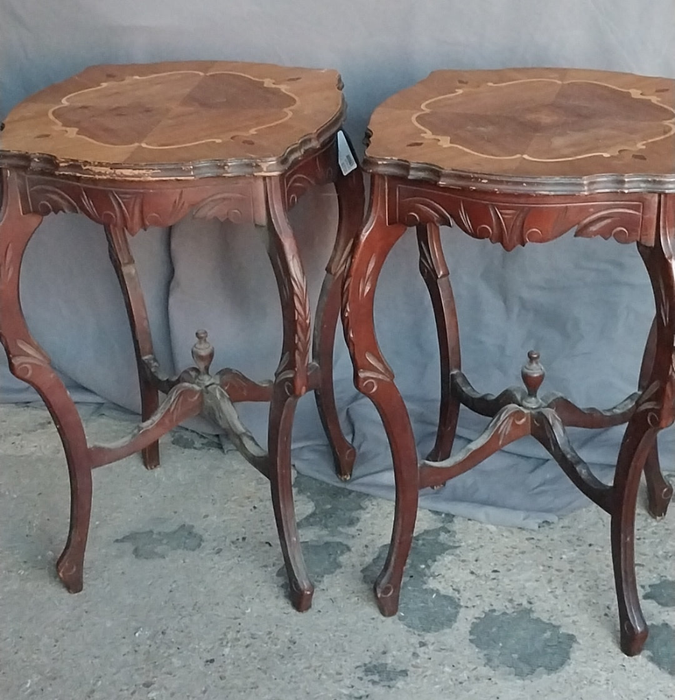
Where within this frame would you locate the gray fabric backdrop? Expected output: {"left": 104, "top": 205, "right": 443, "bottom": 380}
{"left": 2, "top": 0, "right": 675, "bottom": 527}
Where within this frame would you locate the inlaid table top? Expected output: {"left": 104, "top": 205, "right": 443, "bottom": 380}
{"left": 365, "top": 68, "right": 675, "bottom": 193}
{"left": 0, "top": 61, "right": 345, "bottom": 180}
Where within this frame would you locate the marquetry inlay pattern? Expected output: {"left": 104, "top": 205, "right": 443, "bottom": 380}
{"left": 413, "top": 78, "right": 675, "bottom": 161}
{"left": 1, "top": 61, "right": 345, "bottom": 179}
{"left": 50, "top": 71, "right": 299, "bottom": 149}
{"left": 365, "top": 68, "right": 675, "bottom": 192}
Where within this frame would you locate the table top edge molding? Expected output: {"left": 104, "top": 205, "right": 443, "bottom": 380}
{"left": 363, "top": 154, "right": 675, "bottom": 196}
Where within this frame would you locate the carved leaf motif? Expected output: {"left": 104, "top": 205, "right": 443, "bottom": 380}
{"left": 401, "top": 195, "right": 541, "bottom": 251}
{"left": 359, "top": 254, "right": 378, "bottom": 299}
{"left": 401, "top": 197, "right": 454, "bottom": 228}
{"left": 497, "top": 413, "right": 513, "bottom": 445}
{"left": 472, "top": 204, "right": 542, "bottom": 251}
{"left": 140, "top": 383, "right": 201, "bottom": 432}
{"left": 203, "top": 384, "right": 268, "bottom": 464}
{"left": 489, "top": 204, "right": 507, "bottom": 243}
{"left": 12, "top": 338, "right": 51, "bottom": 380}
{"left": 496, "top": 406, "right": 528, "bottom": 445}
{"left": 574, "top": 209, "right": 640, "bottom": 243}
{"left": 357, "top": 369, "right": 391, "bottom": 394}
{"left": 285, "top": 173, "right": 318, "bottom": 207}
{"left": 397, "top": 186, "right": 646, "bottom": 249}
{"left": 0, "top": 242, "right": 14, "bottom": 286}
{"left": 457, "top": 201, "right": 473, "bottom": 234}
{"left": 524, "top": 227, "right": 545, "bottom": 243}
{"left": 31, "top": 186, "right": 80, "bottom": 216}
{"left": 276, "top": 369, "right": 296, "bottom": 384}
{"left": 78, "top": 189, "right": 102, "bottom": 222}
{"left": 365, "top": 350, "right": 393, "bottom": 380}
{"left": 341, "top": 298, "right": 356, "bottom": 357}
{"left": 272, "top": 353, "right": 297, "bottom": 395}
{"left": 508, "top": 208, "right": 528, "bottom": 239}
{"left": 16, "top": 339, "right": 50, "bottom": 364}
{"left": 285, "top": 249, "right": 311, "bottom": 376}
{"left": 340, "top": 255, "right": 363, "bottom": 360}
{"left": 117, "top": 191, "right": 147, "bottom": 232}
{"left": 636, "top": 380, "right": 662, "bottom": 414}
{"left": 30, "top": 183, "right": 198, "bottom": 233}
{"left": 223, "top": 372, "right": 245, "bottom": 389}
{"left": 279, "top": 273, "right": 292, "bottom": 305}
{"left": 165, "top": 190, "right": 188, "bottom": 224}
{"left": 576, "top": 214, "right": 619, "bottom": 237}
{"left": 193, "top": 193, "right": 247, "bottom": 223}
{"left": 331, "top": 237, "right": 354, "bottom": 277}
{"left": 647, "top": 411, "right": 661, "bottom": 427}
{"left": 499, "top": 207, "right": 529, "bottom": 251}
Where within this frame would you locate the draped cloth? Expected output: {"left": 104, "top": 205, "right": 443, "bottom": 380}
{"left": 2, "top": 0, "right": 674, "bottom": 527}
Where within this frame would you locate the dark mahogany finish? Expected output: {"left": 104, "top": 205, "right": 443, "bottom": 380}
{"left": 343, "top": 68, "right": 675, "bottom": 655}
{"left": 0, "top": 61, "right": 364, "bottom": 611}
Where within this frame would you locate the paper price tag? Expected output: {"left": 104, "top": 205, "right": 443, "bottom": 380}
{"left": 337, "top": 130, "right": 358, "bottom": 175}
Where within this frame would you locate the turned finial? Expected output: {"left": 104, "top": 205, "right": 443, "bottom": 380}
{"left": 192, "top": 329, "right": 214, "bottom": 375}
{"left": 521, "top": 350, "right": 544, "bottom": 406}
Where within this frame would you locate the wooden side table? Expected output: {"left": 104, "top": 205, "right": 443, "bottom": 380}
{"left": 342, "top": 67, "right": 675, "bottom": 654}
{"left": 0, "top": 61, "right": 363, "bottom": 611}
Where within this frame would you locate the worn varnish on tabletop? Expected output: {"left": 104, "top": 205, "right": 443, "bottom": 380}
{"left": 0, "top": 61, "right": 345, "bottom": 179}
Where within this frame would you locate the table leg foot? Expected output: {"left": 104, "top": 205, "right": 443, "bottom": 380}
{"left": 619, "top": 617, "right": 649, "bottom": 657}
{"left": 611, "top": 417, "right": 654, "bottom": 656}
{"left": 56, "top": 552, "right": 85, "bottom": 594}
{"left": 289, "top": 583, "right": 314, "bottom": 613}
{"left": 142, "top": 443, "right": 160, "bottom": 470}
{"left": 374, "top": 577, "right": 401, "bottom": 617}
{"left": 55, "top": 442, "right": 93, "bottom": 594}
{"left": 269, "top": 388, "right": 314, "bottom": 612}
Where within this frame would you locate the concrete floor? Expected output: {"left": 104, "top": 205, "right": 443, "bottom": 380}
{"left": 0, "top": 402, "right": 673, "bottom": 699}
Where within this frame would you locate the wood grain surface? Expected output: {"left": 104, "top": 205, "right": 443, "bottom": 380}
{"left": 0, "top": 61, "right": 345, "bottom": 180}
{"left": 365, "top": 68, "right": 675, "bottom": 193}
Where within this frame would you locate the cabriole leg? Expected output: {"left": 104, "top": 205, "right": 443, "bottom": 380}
{"left": 637, "top": 317, "right": 673, "bottom": 518}
{"left": 611, "top": 415, "right": 656, "bottom": 655}
{"left": 264, "top": 177, "right": 313, "bottom": 611}
{"left": 611, "top": 229, "right": 675, "bottom": 655}
{"left": 313, "top": 165, "right": 364, "bottom": 479}
{"left": 0, "top": 170, "right": 93, "bottom": 592}
{"left": 417, "top": 222, "right": 461, "bottom": 462}
{"left": 105, "top": 224, "right": 160, "bottom": 470}
{"left": 343, "top": 174, "right": 419, "bottom": 616}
